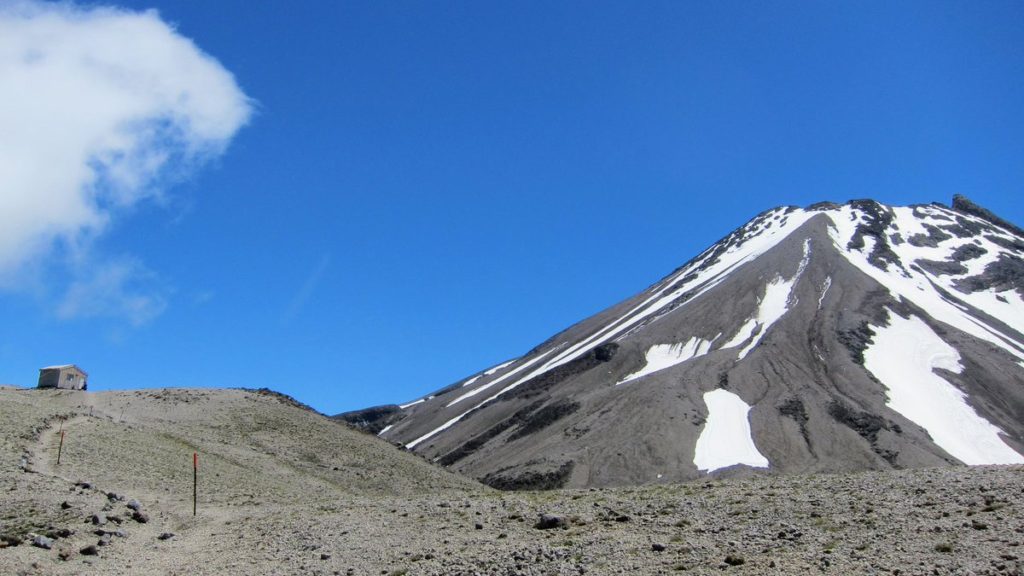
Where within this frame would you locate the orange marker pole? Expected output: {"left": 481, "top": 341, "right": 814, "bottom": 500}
{"left": 192, "top": 452, "right": 197, "bottom": 516}
{"left": 57, "top": 430, "right": 65, "bottom": 465}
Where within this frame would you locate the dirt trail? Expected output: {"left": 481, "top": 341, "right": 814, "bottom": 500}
{"left": 25, "top": 410, "right": 226, "bottom": 553}
{"left": 30, "top": 414, "right": 90, "bottom": 479}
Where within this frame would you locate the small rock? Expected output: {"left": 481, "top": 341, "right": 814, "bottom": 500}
{"left": 474, "top": 523, "right": 483, "bottom": 530}
{"left": 106, "top": 492, "right": 121, "bottom": 501}
{"left": 60, "top": 501, "right": 72, "bottom": 510}
{"left": 652, "top": 543, "right": 666, "bottom": 552}
{"left": 126, "top": 499, "right": 142, "bottom": 511}
{"left": 90, "top": 513, "right": 107, "bottom": 526}
{"left": 80, "top": 544, "right": 98, "bottom": 556}
{"left": 75, "top": 481, "right": 92, "bottom": 490}
{"left": 157, "top": 532, "right": 174, "bottom": 541}
{"left": 535, "top": 514, "right": 569, "bottom": 530}
{"left": 98, "top": 534, "right": 112, "bottom": 546}
{"left": 31, "top": 535, "right": 54, "bottom": 550}
{"left": 320, "top": 553, "right": 331, "bottom": 560}
{"left": 971, "top": 519, "right": 988, "bottom": 530}
{"left": 724, "top": 555, "right": 745, "bottom": 566}
{"left": 131, "top": 511, "right": 149, "bottom": 524}
{"left": 58, "top": 549, "right": 72, "bottom": 561}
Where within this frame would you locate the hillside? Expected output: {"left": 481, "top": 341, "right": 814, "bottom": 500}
{"left": 1, "top": 386, "right": 1022, "bottom": 574}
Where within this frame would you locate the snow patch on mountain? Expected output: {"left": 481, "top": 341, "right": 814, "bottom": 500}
{"left": 618, "top": 336, "right": 719, "bottom": 385}
{"left": 827, "top": 207, "right": 1024, "bottom": 361}
{"left": 724, "top": 239, "right": 811, "bottom": 359}
{"left": 459, "top": 360, "right": 517, "bottom": 390}
{"left": 447, "top": 349, "right": 556, "bottom": 407}
{"left": 406, "top": 409, "right": 472, "bottom": 449}
{"left": 736, "top": 275, "right": 794, "bottom": 359}
{"left": 863, "top": 311, "right": 1024, "bottom": 465}
{"left": 693, "top": 389, "right": 770, "bottom": 473}
{"left": 818, "top": 277, "right": 832, "bottom": 309}
{"left": 721, "top": 318, "right": 758, "bottom": 350}
{"left": 887, "top": 206, "right": 1024, "bottom": 336}
{"left": 485, "top": 360, "right": 516, "bottom": 375}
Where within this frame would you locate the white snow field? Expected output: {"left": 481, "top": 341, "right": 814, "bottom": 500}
{"left": 827, "top": 205, "right": 1024, "bottom": 362}
{"left": 863, "top": 311, "right": 1024, "bottom": 465}
{"left": 617, "top": 336, "right": 717, "bottom": 385}
{"left": 693, "top": 389, "right": 770, "bottom": 473}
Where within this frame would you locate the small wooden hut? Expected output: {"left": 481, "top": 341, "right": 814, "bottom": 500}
{"left": 37, "top": 365, "right": 88, "bottom": 390}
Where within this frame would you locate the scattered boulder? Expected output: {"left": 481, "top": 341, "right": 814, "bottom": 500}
{"left": 60, "top": 501, "right": 72, "bottom": 510}
{"left": 126, "top": 499, "right": 142, "bottom": 512}
{"left": 98, "top": 534, "right": 112, "bottom": 547}
{"left": 31, "top": 535, "right": 54, "bottom": 550}
{"left": 90, "top": 513, "right": 107, "bottom": 526}
{"left": 131, "top": 511, "right": 149, "bottom": 524}
{"left": 534, "top": 514, "right": 568, "bottom": 530}
{"left": 157, "top": 532, "right": 175, "bottom": 541}
{"left": 652, "top": 543, "right": 666, "bottom": 552}
{"left": 80, "top": 544, "right": 98, "bottom": 556}
{"left": 724, "top": 554, "right": 745, "bottom": 566}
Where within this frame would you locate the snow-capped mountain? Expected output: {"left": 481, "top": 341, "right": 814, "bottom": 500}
{"left": 341, "top": 196, "right": 1024, "bottom": 488}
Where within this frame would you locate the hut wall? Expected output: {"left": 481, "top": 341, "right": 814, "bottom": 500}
{"left": 38, "top": 370, "right": 61, "bottom": 388}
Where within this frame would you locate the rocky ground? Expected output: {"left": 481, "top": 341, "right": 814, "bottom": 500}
{"left": 1, "top": 386, "right": 1022, "bottom": 575}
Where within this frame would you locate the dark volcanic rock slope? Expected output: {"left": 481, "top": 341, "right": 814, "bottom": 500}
{"left": 350, "top": 198, "right": 1024, "bottom": 488}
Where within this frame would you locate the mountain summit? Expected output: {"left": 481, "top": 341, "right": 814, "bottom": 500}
{"left": 343, "top": 197, "right": 1024, "bottom": 488}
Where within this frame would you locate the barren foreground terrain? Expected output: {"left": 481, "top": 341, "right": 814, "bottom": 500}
{"left": 1, "top": 386, "right": 1022, "bottom": 575}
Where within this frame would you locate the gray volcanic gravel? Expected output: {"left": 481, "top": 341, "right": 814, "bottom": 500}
{"left": 2, "top": 387, "right": 1023, "bottom": 575}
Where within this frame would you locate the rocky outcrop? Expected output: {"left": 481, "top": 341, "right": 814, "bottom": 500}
{"left": 335, "top": 405, "right": 405, "bottom": 435}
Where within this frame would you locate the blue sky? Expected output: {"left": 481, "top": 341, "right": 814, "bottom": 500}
{"left": 1, "top": 1, "right": 1022, "bottom": 414}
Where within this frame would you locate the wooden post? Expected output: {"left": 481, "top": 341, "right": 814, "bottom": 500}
{"left": 57, "top": 431, "right": 65, "bottom": 465}
{"left": 193, "top": 452, "right": 197, "bottom": 516}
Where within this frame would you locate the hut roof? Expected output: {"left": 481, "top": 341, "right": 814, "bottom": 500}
{"left": 39, "top": 364, "right": 88, "bottom": 376}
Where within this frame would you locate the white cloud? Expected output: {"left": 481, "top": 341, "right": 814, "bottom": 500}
{"left": 56, "top": 257, "right": 168, "bottom": 326}
{"left": 0, "top": 0, "right": 251, "bottom": 322}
